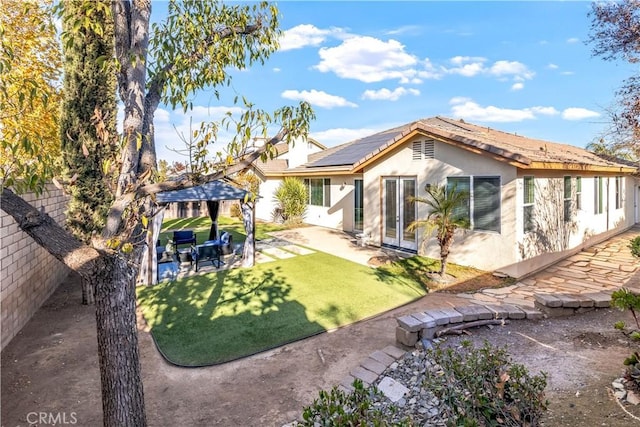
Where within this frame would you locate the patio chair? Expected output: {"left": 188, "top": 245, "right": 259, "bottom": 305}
{"left": 219, "top": 231, "right": 233, "bottom": 255}
{"left": 192, "top": 242, "right": 222, "bottom": 272}
{"left": 170, "top": 230, "right": 196, "bottom": 251}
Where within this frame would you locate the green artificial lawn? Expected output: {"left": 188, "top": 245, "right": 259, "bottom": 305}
{"left": 137, "top": 251, "right": 428, "bottom": 366}
{"left": 159, "top": 216, "right": 288, "bottom": 246}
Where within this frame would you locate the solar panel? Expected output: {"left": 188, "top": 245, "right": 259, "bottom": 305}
{"left": 309, "top": 129, "right": 404, "bottom": 167}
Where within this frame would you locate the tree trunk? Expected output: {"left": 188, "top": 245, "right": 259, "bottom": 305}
{"left": 439, "top": 234, "right": 453, "bottom": 276}
{"left": 81, "top": 277, "right": 95, "bottom": 305}
{"left": 1, "top": 188, "right": 146, "bottom": 425}
{"left": 94, "top": 254, "right": 146, "bottom": 427}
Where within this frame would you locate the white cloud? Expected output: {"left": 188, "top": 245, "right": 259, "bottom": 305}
{"left": 281, "top": 89, "right": 357, "bottom": 108}
{"left": 561, "top": 71, "right": 575, "bottom": 76}
{"left": 314, "top": 36, "right": 428, "bottom": 83}
{"left": 361, "top": 87, "right": 420, "bottom": 101}
{"left": 417, "top": 58, "right": 444, "bottom": 80}
{"left": 566, "top": 37, "right": 580, "bottom": 44}
{"left": 511, "top": 82, "right": 524, "bottom": 91}
{"left": 530, "top": 106, "right": 560, "bottom": 116}
{"left": 310, "top": 127, "right": 382, "bottom": 146}
{"left": 448, "top": 98, "right": 559, "bottom": 122}
{"left": 444, "top": 58, "right": 534, "bottom": 84}
{"left": 561, "top": 108, "right": 600, "bottom": 120}
{"left": 385, "top": 25, "right": 422, "bottom": 36}
{"left": 279, "top": 24, "right": 344, "bottom": 51}
{"left": 488, "top": 60, "right": 535, "bottom": 80}
{"left": 273, "top": 67, "right": 281, "bottom": 72}
{"left": 450, "top": 56, "right": 487, "bottom": 66}
{"left": 547, "top": 63, "right": 559, "bottom": 70}
{"left": 448, "top": 56, "right": 487, "bottom": 77}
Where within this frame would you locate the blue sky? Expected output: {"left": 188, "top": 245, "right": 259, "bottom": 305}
{"left": 148, "top": 1, "right": 636, "bottom": 162}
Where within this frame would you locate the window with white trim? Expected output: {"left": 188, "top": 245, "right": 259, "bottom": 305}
{"left": 594, "top": 176, "right": 603, "bottom": 214}
{"left": 447, "top": 176, "right": 500, "bottom": 233}
{"left": 563, "top": 176, "right": 572, "bottom": 222}
{"left": 523, "top": 176, "right": 535, "bottom": 233}
{"left": 615, "top": 176, "right": 623, "bottom": 209}
{"left": 304, "top": 178, "right": 331, "bottom": 207}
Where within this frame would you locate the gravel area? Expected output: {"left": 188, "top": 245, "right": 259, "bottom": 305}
{"left": 368, "top": 344, "right": 449, "bottom": 426}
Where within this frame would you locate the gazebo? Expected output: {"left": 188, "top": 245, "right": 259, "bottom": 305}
{"left": 138, "top": 180, "right": 256, "bottom": 285}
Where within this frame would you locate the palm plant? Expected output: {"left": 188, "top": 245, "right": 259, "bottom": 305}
{"left": 409, "top": 183, "right": 470, "bottom": 276}
{"left": 273, "top": 177, "right": 308, "bottom": 225}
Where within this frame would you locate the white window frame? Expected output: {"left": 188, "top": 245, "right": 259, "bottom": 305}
{"left": 523, "top": 176, "right": 535, "bottom": 233}
{"left": 594, "top": 176, "right": 603, "bottom": 215}
{"left": 447, "top": 175, "right": 501, "bottom": 233}
{"left": 563, "top": 176, "right": 572, "bottom": 222}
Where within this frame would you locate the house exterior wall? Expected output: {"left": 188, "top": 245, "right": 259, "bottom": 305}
{"left": 286, "top": 138, "right": 324, "bottom": 168}
{"left": 255, "top": 177, "right": 281, "bottom": 222}
{"left": 499, "top": 172, "right": 638, "bottom": 278}
{"left": 256, "top": 175, "right": 360, "bottom": 229}
{"left": 304, "top": 176, "right": 359, "bottom": 230}
{"left": 362, "top": 136, "right": 519, "bottom": 271}
{"left": 253, "top": 133, "right": 638, "bottom": 279}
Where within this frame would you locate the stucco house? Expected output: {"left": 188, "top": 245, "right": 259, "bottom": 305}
{"left": 250, "top": 116, "right": 639, "bottom": 278}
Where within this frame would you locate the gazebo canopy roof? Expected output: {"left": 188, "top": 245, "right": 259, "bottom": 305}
{"left": 156, "top": 180, "right": 249, "bottom": 203}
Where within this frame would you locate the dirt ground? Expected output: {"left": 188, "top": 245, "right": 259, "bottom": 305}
{"left": 2, "top": 273, "right": 640, "bottom": 427}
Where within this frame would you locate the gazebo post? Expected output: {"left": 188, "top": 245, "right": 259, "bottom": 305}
{"left": 240, "top": 199, "right": 255, "bottom": 267}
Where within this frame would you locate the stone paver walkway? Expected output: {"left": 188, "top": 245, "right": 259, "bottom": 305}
{"left": 456, "top": 225, "right": 640, "bottom": 308}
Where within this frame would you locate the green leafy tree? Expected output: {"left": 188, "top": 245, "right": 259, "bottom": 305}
{"left": 1, "top": 1, "right": 314, "bottom": 426}
{"left": 588, "top": 0, "right": 640, "bottom": 160}
{"left": 59, "top": 0, "right": 118, "bottom": 307}
{"left": 273, "top": 177, "right": 308, "bottom": 225}
{"left": 408, "top": 183, "right": 469, "bottom": 276}
{"left": 0, "top": 0, "right": 62, "bottom": 193}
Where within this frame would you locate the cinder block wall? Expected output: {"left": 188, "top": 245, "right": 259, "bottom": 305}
{"left": 1, "top": 184, "right": 71, "bottom": 350}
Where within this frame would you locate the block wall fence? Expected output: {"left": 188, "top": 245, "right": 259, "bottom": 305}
{"left": 1, "top": 184, "right": 71, "bottom": 350}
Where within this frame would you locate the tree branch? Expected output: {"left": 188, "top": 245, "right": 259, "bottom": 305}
{"left": 144, "top": 23, "right": 261, "bottom": 119}
{"left": 112, "top": 0, "right": 131, "bottom": 103}
{"left": 1, "top": 188, "right": 101, "bottom": 279}
{"left": 102, "top": 127, "right": 288, "bottom": 230}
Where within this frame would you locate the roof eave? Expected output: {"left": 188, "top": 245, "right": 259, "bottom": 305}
{"left": 351, "top": 126, "right": 532, "bottom": 172}
{"left": 525, "top": 162, "right": 638, "bottom": 173}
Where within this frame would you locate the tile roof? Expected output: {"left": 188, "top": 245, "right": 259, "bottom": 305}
{"left": 308, "top": 116, "right": 637, "bottom": 173}
{"left": 257, "top": 116, "right": 638, "bottom": 175}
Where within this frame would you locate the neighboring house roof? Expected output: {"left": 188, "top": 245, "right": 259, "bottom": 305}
{"left": 271, "top": 116, "right": 636, "bottom": 176}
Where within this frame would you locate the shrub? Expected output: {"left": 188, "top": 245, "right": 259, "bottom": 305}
{"left": 300, "top": 379, "right": 410, "bottom": 426}
{"left": 273, "top": 177, "right": 308, "bottom": 225}
{"left": 611, "top": 288, "right": 640, "bottom": 330}
{"left": 229, "top": 202, "right": 242, "bottom": 219}
{"left": 424, "top": 340, "right": 548, "bottom": 427}
{"left": 612, "top": 288, "right": 640, "bottom": 392}
{"left": 629, "top": 236, "right": 640, "bottom": 258}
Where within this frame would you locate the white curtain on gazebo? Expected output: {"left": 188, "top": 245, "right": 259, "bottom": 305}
{"left": 137, "top": 205, "right": 166, "bottom": 286}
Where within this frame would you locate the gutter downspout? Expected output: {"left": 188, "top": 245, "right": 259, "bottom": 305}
{"left": 606, "top": 177, "right": 610, "bottom": 231}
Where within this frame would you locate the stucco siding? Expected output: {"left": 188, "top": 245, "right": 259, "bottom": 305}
{"left": 255, "top": 178, "right": 281, "bottom": 221}
{"left": 304, "top": 176, "right": 357, "bottom": 230}
{"left": 362, "top": 136, "right": 518, "bottom": 270}
{"left": 498, "top": 172, "right": 638, "bottom": 278}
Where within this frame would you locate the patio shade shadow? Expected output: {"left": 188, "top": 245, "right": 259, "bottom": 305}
{"left": 137, "top": 252, "right": 427, "bottom": 367}
{"left": 137, "top": 267, "right": 325, "bottom": 367}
